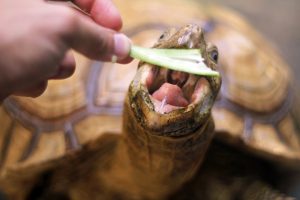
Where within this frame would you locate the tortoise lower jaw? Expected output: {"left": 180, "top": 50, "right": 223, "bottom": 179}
{"left": 128, "top": 65, "right": 217, "bottom": 136}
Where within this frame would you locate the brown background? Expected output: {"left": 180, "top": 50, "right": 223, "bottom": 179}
{"left": 202, "top": 0, "right": 300, "bottom": 87}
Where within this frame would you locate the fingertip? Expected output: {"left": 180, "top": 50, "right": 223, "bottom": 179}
{"left": 98, "top": 33, "right": 132, "bottom": 63}
{"left": 113, "top": 33, "right": 132, "bottom": 60}
{"left": 90, "top": 0, "right": 123, "bottom": 31}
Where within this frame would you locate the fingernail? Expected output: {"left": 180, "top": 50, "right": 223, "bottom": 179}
{"left": 113, "top": 33, "right": 131, "bottom": 61}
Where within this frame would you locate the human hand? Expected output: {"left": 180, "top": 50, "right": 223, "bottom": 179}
{"left": 0, "top": 0, "right": 132, "bottom": 100}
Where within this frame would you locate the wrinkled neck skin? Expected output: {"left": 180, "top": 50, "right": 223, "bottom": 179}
{"left": 106, "top": 96, "right": 215, "bottom": 199}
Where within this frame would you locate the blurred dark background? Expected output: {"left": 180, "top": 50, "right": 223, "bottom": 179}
{"left": 202, "top": 0, "right": 300, "bottom": 87}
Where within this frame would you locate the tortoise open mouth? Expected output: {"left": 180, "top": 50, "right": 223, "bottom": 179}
{"left": 127, "top": 25, "right": 221, "bottom": 136}
{"left": 145, "top": 65, "right": 211, "bottom": 114}
{"left": 128, "top": 62, "right": 220, "bottom": 136}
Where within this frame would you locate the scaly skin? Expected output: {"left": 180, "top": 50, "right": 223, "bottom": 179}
{"left": 109, "top": 96, "right": 215, "bottom": 199}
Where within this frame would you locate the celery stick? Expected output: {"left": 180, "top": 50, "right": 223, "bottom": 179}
{"left": 130, "top": 45, "right": 219, "bottom": 77}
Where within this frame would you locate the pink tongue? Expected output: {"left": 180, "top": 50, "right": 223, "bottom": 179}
{"left": 152, "top": 83, "right": 189, "bottom": 107}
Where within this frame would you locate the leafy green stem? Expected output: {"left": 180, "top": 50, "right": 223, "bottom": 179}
{"left": 130, "top": 45, "right": 219, "bottom": 77}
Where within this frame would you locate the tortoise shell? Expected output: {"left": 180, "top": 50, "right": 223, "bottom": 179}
{"left": 0, "top": 0, "right": 299, "bottom": 173}
{"left": 206, "top": 6, "right": 300, "bottom": 166}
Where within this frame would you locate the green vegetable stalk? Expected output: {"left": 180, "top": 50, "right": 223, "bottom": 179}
{"left": 130, "top": 45, "right": 219, "bottom": 77}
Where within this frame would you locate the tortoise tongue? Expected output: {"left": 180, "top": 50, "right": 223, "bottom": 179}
{"left": 152, "top": 83, "right": 189, "bottom": 107}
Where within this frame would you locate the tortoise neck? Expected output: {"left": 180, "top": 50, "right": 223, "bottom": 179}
{"left": 118, "top": 97, "right": 215, "bottom": 199}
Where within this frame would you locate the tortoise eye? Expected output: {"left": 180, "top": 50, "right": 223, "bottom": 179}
{"left": 210, "top": 50, "right": 218, "bottom": 63}
{"left": 159, "top": 34, "right": 165, "bottom": 40}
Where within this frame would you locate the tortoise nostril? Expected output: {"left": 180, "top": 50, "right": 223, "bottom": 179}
{"left": 167, "top": 70, "right": 189, "bottom": 88}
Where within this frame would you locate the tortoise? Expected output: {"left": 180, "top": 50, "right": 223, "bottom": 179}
{"left": 0, "top": 0, "right": 299, "bottom": 199}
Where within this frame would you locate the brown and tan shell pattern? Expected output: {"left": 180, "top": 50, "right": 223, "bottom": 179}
{"left": 205, "top": 6, "right": 300, "bottom": 166}
{"left": 0, "top": 52, "right": 124, "bottom": 171}
{"left": 0, "top": 0, "right": 299, "bottom": 173}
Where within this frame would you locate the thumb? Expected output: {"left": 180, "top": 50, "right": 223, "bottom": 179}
{"left": 63, "top": 11, "right": 132, "bottom": 63}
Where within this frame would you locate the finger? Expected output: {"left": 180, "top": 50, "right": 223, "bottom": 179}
{"left": 60, "top": 9, "right": 131, "bottom": 62}
{"left": 14, "top": 81, "right": 48, "bottom": 98}
{"left": 73, "top": 0, "right": 122, "bottom": 30}
{"left": 51, "top": 51, "right": 76, "bottom": 79}
{"left": 48, "top": 0, "right": 122, "bottom": 30}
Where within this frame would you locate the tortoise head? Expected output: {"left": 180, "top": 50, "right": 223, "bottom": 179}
{"left": 119, "top": 25, "right": 221, "bottom": 198}
{"left": 127, "top": 24, "right": 221, "bottom": 136}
